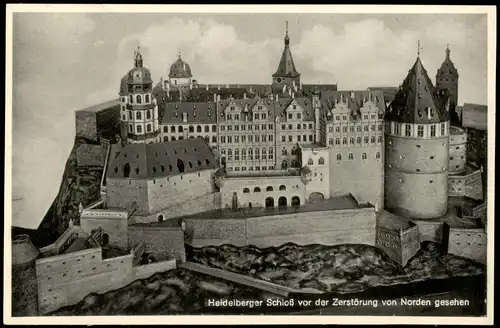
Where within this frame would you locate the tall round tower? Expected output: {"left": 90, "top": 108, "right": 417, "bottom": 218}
{"left": 119, "top": 46, "right": 160, "bottom": 144}
{"left": 384, "top": 53, "right": 450, "bottom": 219}
{"left": 436, "top": 45, "right": 459, "bottom": 125}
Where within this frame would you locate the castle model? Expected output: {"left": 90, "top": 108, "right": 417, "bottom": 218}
{"left": 12, "top": 23, "right": 487, "bottom": 315}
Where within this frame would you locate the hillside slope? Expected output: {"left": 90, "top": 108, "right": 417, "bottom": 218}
{"left": 12, "top": 137, "right": 103, "bottom": 248}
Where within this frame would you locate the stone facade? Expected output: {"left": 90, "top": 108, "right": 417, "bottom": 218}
{"left": 449, "top": 125, "right": 467, "bottom": 174}
{"left": 80, "top": 209, "right": 129, "bottom": 249}
{"left": 448, "top": 168, "right": 483, "bottom": 200}
{"left": 127, "top": 226, "right": 186, "bottom": 263}
{"left": 184, "top": 207, "right": 376, "bottom": 248}
{"left": 447, "top": 227, "right": 486, "bottom": 264}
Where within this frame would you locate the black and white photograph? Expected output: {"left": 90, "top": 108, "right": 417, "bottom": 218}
{"left": 4, "top": 4, "right": 495, "bottom": 325}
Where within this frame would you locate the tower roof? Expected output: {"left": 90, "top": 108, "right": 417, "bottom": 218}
{"left": 126, "top": 46, "right": 153, "bottom": 86}
{"left": 169, "top": 52, "right": 192, "bottom": 78}
{"left": 436, "top": 45, "right": 459, "bottom": 78}
{"left": 386, "top": 56, "right": 449, "bottom": 124}
{"left": 273, "top": 21, "right": 300, "bottom": 78}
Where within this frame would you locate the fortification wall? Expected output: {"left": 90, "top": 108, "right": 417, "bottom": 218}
{"left": 400, "top": 226, "right": 420, "bottom": 265}
{"left": 80, "top": 215, "right": 128, "bottom": 249}
{"left": 35, "top": 248, "right": 133, "bottom": 314}
{"left": 147, "top": 169, "right": 216, "bottom": 215}
{"left": 75, "top": 111, "right": 98, "bottom": 142}
{"left": 329, "top": 146, "right": 384, "bottom": 207}
{"left": 385, "top": 135, "right": 449, "bottom": 219}
{"left": 375, "top": 227, "right": 403, "bottom": 264}
{"left": 106, "top": 179, "right": 149, "bottom": 215}
{"left": 411, "top": 220, "right": 445, "bottom": 244}
{"left": 449, "top": 128, "right": 467, "bottom": 174}
{"left": 220, "top": 175, "right": 305, "bottom": 208}
{"left": 12, "top": 262, "right": 38, "bottom": 317}
{"left": 448, "top": 228, "right": 486, "bottom": 264}
{"left": 184, "top": 208, "right": 376, "bottom": 248}
{"left": 127, "top": 226, "right": 186, "bottom": 263}
{"left": 448, "top": 169, "right": 483, "bottom": 200}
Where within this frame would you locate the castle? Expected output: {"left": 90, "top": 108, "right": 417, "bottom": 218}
{"left": 12, "top": 23, "right": 487, "bottom": 316}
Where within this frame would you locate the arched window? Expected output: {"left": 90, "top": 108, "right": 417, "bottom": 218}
{"left": 137, "top": 125, "right": 142, "bottom": 133}
{"left": 189, "top": 125, "right": 194, "bottom": 133}
{"left": 146, "top": 110, "right": 151, "bottom": 119}
{"left": 279, "top": 185, "right": 286, "bottom": 191}
{"left": 350, "top": 137, "right": 354, "bottom": 144}
{"left": 212, "top": 125, "right": 217, "bottom": 132}
{"left": 178, "top": 126, "right": 183, "bottom": 133}
{"left": 337, "top": 154, "right": 342, "bottom": 161}
{"left": 348, "top": 153, "right": 354, "bottom": 160}
{"left": 136, "top": 95, "right": 142, "bottom": 104}
{"left": 147, "top": 124, "right": 152, "bottom": 132}
{"left": 204, "top": 126, "right": 209, "bottom": 133}
{"left": 343, "top": 137, "right": 347, "bottom": 145}
{"left": 362, "top": 153, "right": 367, "bottom": 159}
{"left": 128, "top": 124, "right": 133, "bottom": 133}
{"left": 204, "top": 136, "right": 209, "bottom": 142}
{"left": 136, "top": 111, "right": 142, "bottom": 120}
{"left": 177, "top": 159, "right": 185, "bottom": 173}
{"left": 318, "top": 157, "right": 325, "bottom": 165}
{"left": 357, "top": 137, "right": 361, "bottom": 144}
{"left": 371, "top": 136, "right": 376, "bottom": 143}
{"left": 282, "top": 148, "right": 287, "bottom": 155}
{"left": 254, "top": 187, "right": 261, "bottom": 193}
{"left": 163, "top": 126, "right": 168, "bottom": 133}
{"left": 197, "top": 125, "right": 202, "bottom": 133}
{"left": 243, "top": 188, "right": 250, "bottom": 193}
{"left": 335, "top": 138, "right": 340, "bottom": 145}
{"left": 171, "top": 136, "right": 176, "bottom": 141}
{"left": 291, "top": 147, "right": 297, "bottom": 156}
{"left": 145, "top": 94, "right": 150, "bottom": 103}
{"left": 123, "top": 163, "right": 130, "bottom": 178}
{"left": 212, "top": 136, "right": 217, "bottom": 143}
{"left": 376, "top": 152, "right": 381, "bottom": 159}
{"left": 129, "top": 94, "right": 133, "bottom": 103}
{"left": 266, "top": 186, "right": 273, "bottom": 191}
{"left": 281, "top": 160, "right": 288, "bottom": 170}
{"left": 308, "top": 158, "right": 314, "bottom": 165}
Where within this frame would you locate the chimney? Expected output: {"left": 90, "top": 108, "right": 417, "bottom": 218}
{"left": 300, "top": 81, "right": 303, "bottom": 90}
{"left": 217, "top": 94, "right": 221, "bottom": 102}
{"left": 213, "top": 93, "right": 217, "bottom": 103}
{"left": 218, "top": 85, "right": 221, "bottom": 91}
{"left": 276, "top": 94, "right": 279, "bottom": 102}
{"left": 427, "top": 107, "right": 432, "bottom": 120}
{"left": 243, "top": 92, "right": 247, "bottom": 99}
{"left": 190, "top": 81, "right": 193, "bottom": 90}
{"left": 350, "top": 91, "right": 355, "bottom": 99}
{"left": 206, "top": 84, "right": 209, "bottom": 91}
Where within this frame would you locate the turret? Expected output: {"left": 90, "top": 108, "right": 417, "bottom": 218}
{"left": 436, "top": 45, "right": 459, "bottom": 125}
{"left": 384, "top": 44, "right": 450, "bottom": 219}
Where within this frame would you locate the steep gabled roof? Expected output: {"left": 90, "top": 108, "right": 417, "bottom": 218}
{"left": 161, "top": 102, "right": 217, "bottom": 124}
{"left": 386, "top": 57, "right": 449, "bottom": 124}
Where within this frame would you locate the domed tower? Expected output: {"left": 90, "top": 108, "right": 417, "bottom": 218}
{"left": 272, "top": 21, "right": 300, "bottom": 93}
{"left": 169, "top": 52, "right": 193, "bottom": 86}
{"left": 436, "top": 45, "right": 459, "bottom": 125}
{"left": 119, "top": 46, "right": 160, "bottom": 144}
{"left": 384, "top": 50, "right": 450, "bottom": 219}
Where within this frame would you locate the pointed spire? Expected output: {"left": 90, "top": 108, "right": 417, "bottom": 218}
{"left": 417, "top": 40, "right": 422, "bottom": 58}
{"left": 284, "top": 20, "right": 290, "bottom": 46}
{"left": 445, "top": 44, "right": 451, "bottom": 60}
{"left": 178, "top": 49, "right": 182, "bottom": 60}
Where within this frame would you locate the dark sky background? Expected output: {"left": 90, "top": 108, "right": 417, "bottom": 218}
{"left": 10, "top": 9, "right": 488, "bottom": 228}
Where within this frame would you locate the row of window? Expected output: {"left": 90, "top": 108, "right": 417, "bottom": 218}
{"left": 227, "top": 166, "right": 275, "bottom": 172}
{"left": 281, "top": 134, "right": 315, "bottom": 143}
{"left": 329, "top": 124, "right": 383, "bottom": 133}
{"left": 163, "top": 136, "right": 217, "bottom": 143}
{"left": 243, "top": 185, "right": 287, "bottom": 193}
{"left": 220, "top": 124, "right": 274, "bottom": 132}
{"left": 280, "top": 123, "right": 314, "bottom": 130}
{"left": 390, "top": 122, "right": 447, "bottom": 138}
{"left": 221, "top": 134, "right": 274, "bottom": 144}
{"left": 224, "top": 112, "right": 269, "bottom": 121}
{"left": 125, "top": 110, "right": 154, "bottom": 121}
{"left": 333, "top": 114, "right": 383, "bottom": 121}
{"left": 221, "top": 148, "right": 274, "bottom": 161}
{"left": 336, "top": 152, "right": 381, "bottom": 161}
{"left": 127, "top": 93, "right": 152, "bottom": 105}
{"left": 129, "top": 124, "right": 154, "bottom": 134}
{"left": 163, "top": 125, "right": 217, "bottom": 133}
{"left": 329, "top": 136, "right": 383, "bottom": 145}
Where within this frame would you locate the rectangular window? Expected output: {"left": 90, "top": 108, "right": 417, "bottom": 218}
{"left": 441, "top": 123, "right": 445, "bottom": 136}
{"left": 364, "top": 136, "right": 369, "bottom": 143}
{"left": 288, "top": 113, "right": 293, "bottom": 119}
{"left": 255, "top": 135, "right": 260, "bottom": 142}
{"left": 262, "top": 124, "right": 266, "bottom": 130}
{"left": 378, "top": 124, "right": 382, "bottom": 131}
{"left": 262, "top": 113, "right": 267, "bottom": 120}
{"left": 430, "top": 125, "right": 436, "bottom": 137}
{"left": 235, "top": 125, "right": 239, "bottom": 131}
{"left": 405, "top": 124, "right": 411, "bottom": 137}
{"left": 227, "top": 125, "right": 232, "bottom": 131}
{"left": 288, "top": 135, "right": 293, "bottom": 142}
{"left": 235, "top": 136, "right": 239, "bottom": 143}
{"left": 417, "top": 125, "right": 424, "bottom": 137}
{"left": 255, "top": 125, "right": 260, "bottom": 131}
{"left": 220, "top": 136, "right": 225, "bottom": 143}
{"left": 269, "top": 135, "right": 273, "bottom": 142}
{"left": 269, "top": 124, "right": 273, "bottom": 130}
{"left": 227, "top": 136, "right": 233, "bottom": 143}
{"left": 309, "top": 135, "right": 313, "bottom": 142}
{"left": 282, "top": 124, "right": 286, "bottom": 130}
{"left": 241, "top": 125, "right": 246, "bottom": 131}
{"left": 255, "top": 114, "right": 260, "bottom": 120}
{"left": 298, "top": 135, "right": 301, "bottom": 142}
{"left": 329, "top": 138, "right": 334, "bottom": 145}
{"left": 336, "top": 116, "right": 340, "bottom": 121}
{"left": 282, "top": 136, "right": 286, "bottom": 142}
{"left": 309, "top": 123, "right": 313, "bottom": 129}
{"left": 242, "top": 135, "right": 246, "bottom": 143}
{"left": 395, "top": 123, "right": 400, "bottom": 135}
{"left": 297, "top": 113, "right": 302, "bottom": 119}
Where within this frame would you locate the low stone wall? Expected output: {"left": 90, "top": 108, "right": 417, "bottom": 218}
{"left": 412, "top": 220, "right": 445, "bottom": 244}
{"left": 184, "top": 208, "right": 376, "bottom": 248}
{"left": 131, "top": 192, "right": 221, "bottom": 224}
{"left": 127, "top": 226, "right": 186, "bottom": 263}
{"left": 133, "top": 259, "right": 177, "bottom": 279}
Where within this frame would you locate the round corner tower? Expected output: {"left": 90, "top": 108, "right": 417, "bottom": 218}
{"left": 119, "top": 46, "right": 160, "bottom": 145}
{"left": 384, "top": 55, "right": 450, "bottom": 219}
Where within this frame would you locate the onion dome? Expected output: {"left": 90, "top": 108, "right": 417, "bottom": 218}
{"left": 169, "top": 52, "right": 192, "bottom": 78}
{"left": 127, "top": 46, "right": 153, "bottom": 85}
{"left": 12, "top": 234, "right": 39, "bottom": 266}
{"left": 119, "top": 74, "right": 128, "bottom": 96}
